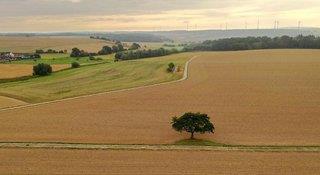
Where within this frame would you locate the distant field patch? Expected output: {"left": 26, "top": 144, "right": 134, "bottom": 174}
{"left": 0, "top": 36, "right": 114, "bottom": 53}
{"left": 125, "top": 42, "right": 183, "bottom": 50}
{"left": 0, "top": 64, "right": 68, "bottom": 79}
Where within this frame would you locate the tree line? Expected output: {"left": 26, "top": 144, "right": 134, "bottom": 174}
{"left": 70, "top": 42, "right": 141, "bottom": 58}
{"left": 184, "top": 35, "right": 320, "bottom": 51}
{"left": 73, "top": 35, "right": 320, "bottom": 61}
{"left": 115, "top": 48, "right": 179, "bottom": 61}
{"left": 36, "top": 49, "right": 67, "bottom": 54}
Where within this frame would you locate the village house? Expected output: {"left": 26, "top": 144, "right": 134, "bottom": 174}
{"left": 0, "top": 52, "right": 16, "bottom": 61}
{"left": 0, "top": 52, "right": 40, "bottom": 62}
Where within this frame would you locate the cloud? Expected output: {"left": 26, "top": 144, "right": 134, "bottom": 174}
{"left": 0, "top": 0, "right": 319, "bottom": 31}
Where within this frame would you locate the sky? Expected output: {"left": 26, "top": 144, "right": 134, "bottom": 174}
{"left": 0, "top": 0, "right": 319, "bottom": 32}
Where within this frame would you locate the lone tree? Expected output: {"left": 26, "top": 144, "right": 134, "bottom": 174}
{"left": 71, "top": 62, "right": 80, "bottom": 68}
{"left": 171, "top": 112, "right": 215, "bottom": 139}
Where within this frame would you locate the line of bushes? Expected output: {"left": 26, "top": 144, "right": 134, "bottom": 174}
{"left": 70, "top": 42, "right": 141, "bottom": 58}
{"left": 36, "top": 49, "right": 67, "bottom": 54}
{"left": 32, "top": 61, "right": 80, "bottom": 77}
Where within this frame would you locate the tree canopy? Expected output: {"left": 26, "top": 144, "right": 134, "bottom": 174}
{"left": 70, "top": 47, "right": 91, "bottom": 57}
{"left": 129, "top": 43, "right": 141, "bottom": 50}
{"left": 171, "top": 112, "right": 215, "bottom": 139}
{"left": 98, "top": 46, "right": 113, "bottom": 55}
{"left": 33, "top": 63, "right": 52, "bottom": 76}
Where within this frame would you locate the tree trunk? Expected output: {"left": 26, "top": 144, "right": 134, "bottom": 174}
{"left": 190, "top": 132, "right": 194, "bottom": 139}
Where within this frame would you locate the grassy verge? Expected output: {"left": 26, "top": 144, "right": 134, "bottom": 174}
{"left": 174, "top": 139, "right": 226, "bottom": 146}
{"left": 4, "top": 53, "right": 114, "bottom": 65}
{"left": 174, "top": 139, "right": 320, "bottom": 148}
{"left": 0, "top": 141, "right": 319, "bottom": 152}
{"left": 0, "top": 53, "right": 195, "bottom": 103}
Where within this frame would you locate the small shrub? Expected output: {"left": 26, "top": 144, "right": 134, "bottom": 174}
{"left": 71, "top": 62, "right": 80, "bottom": 68}
{"left": 33, "top": 53, "right": 41, "bottom": 59}
{"left": 167, "top": 62, "right": 175, "bottom": 72}
{"left": 35, "top": 49, "right": 44, "bottom": 54}
{"left": 176, "top": 66, "right": 181, "bottom": 72}
{"left": 33, "top": 63, "right": 52, "bottom": 76}
{"left": 89, "top": 56, "right": 103, "bottom": 61}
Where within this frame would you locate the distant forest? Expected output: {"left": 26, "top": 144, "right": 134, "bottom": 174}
{"left": 115, "top": 35, "right": 320, "bottom": 61}
{"left": 93, "top": 33, "right": 170, "bottom": 42}
{"left": 185, "top": 35, "right": 320, "bottom": 51}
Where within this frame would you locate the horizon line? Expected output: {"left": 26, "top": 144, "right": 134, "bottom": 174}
{"left": 0, "top": 27, "right": 320, "bottom": 34}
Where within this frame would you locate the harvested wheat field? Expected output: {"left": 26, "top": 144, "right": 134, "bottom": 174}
{"left": 0, "top": 64, "right": 69, "bottom": 79}
{"left": 0, "top": 36, "right": 113, "bottom": 53}
{"left": 0, "top": 49, "right": 319, "bottom": 145}
{"left": 0, "top": 148, "right": 319, "bottom": 175}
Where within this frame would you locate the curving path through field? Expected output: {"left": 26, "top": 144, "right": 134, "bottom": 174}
{"left": 0, "top": 50, "right": 320, "bottom": 146}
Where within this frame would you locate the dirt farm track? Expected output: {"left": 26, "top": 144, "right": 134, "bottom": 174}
{"left": 0, "top": 50, "right": 320, "bottom": 146}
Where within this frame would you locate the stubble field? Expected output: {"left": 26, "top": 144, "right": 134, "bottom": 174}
{"left": 0, "top": 49, "right": 319, "bottom": 146}
{"left": 0, "top": 36, "right": 113, "bottom": 53}
{"left": 0, "top": 64, "right": 69, "bottom": 79}
{"left": 0, "top": 149, "right": 319, "bottom": 175}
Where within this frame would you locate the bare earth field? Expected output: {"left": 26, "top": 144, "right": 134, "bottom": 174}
{"left": 0, "top": 64, "right": 69, "bottom": 79}
{"left": 0, "top": 50, "right": 319, "bottom": 146}
{"left": 0, "top": 36, "right": 112, "bottom": 53}
{"left": 0, "top": 149, "right": 319, "bottom": 175}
